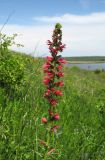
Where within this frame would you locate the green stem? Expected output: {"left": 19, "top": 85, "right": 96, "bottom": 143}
{"left": 52, "top": 128, "right": 55, "bottom": 146}
{"left": 35, "top": 118, "right": 39, "bottom": 160}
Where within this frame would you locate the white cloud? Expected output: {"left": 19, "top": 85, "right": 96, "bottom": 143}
{"left": 0, "top": 25, "right": 53, "bottom": 57}
{"left": 0, "top": 12, "right": 105, "bottom": 57}
{"left": 34, "top": 12, "right": 105, "bottom": 24}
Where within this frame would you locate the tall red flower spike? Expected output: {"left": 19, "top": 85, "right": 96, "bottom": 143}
{"left": 42, "top": 23, "right": 67, "bottom": 132}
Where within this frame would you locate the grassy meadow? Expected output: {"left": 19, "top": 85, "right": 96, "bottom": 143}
{"left": 0, "top": 51, "right": 105, "bottom": 159}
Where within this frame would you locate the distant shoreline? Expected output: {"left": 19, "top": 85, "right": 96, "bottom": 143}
{"left": 68, "top": 61, "right": 105, "bottom": 64}
{"left": 65, "top": 56, "right": 105, "bottom": 63}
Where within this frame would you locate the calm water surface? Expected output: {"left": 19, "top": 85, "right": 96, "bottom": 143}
{"left": 66, "top": 63, "right": 105, "bottom": 70}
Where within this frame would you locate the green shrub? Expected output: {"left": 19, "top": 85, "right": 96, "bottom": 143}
{"left": 0, "top": 53, "right": 25, "bottom": 89}
{"left": 94, "top": 69, "right": 101, "bottom": 74}
{"left": 0, "top": 33, "right": 25, "bottom": 94}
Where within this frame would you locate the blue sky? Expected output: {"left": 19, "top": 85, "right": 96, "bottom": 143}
{"left": 0, "top": 0, "right": 105, "bottom": 56}
{"left": 0, "top": 0, "right": 105, "bottom": 24}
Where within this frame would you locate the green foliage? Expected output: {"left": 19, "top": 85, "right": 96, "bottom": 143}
{"left": 0, "top": 33, "right": 25, "bottom": 95}
{"left": 0, "top": 53, "right": 25, "bottom": 90}
{"left": 0, "top": 33, "right": 23, "bottom": 51}
{"left": 55, "top": 23, "right": 62, "bottom": 29}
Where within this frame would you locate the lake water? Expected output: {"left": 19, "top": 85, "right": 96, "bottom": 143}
{"left": 66, "top": 63, "right": 105, "bottom": 70}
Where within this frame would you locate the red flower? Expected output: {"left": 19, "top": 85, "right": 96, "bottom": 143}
{"left": 49, "top": 98, "right": 57, "bottom": 106}
{"left": 47, "top": 72, "right": 55, "bottom": 79}
{"left": 54, "top": 81, "right": 64, "bottom": 87}
{"left": 54, "top": 90, "right": 62, "bottom": 96}
{"left": 54, "top": 113, "right": 60, "bottom": 120}
{"left": 43, "top": 76, "right": 50, "bottom": 85}
{"left": 43, "top": 63, "right": 51, "bottom": 72}
{"left": 49, "top": 47, "right": 58, "bottom": 55}
{"left": 58, "top": 58, "right": 67, "bottom": 64}
{"left": 60, "top": 44, "right": 66, "bottom": 49}
{"left": 57, "top": 65, "right": 63, "bottom": 71}
{"left": 44, "top": 89, "right": 51, "bottom": 97}
{"left": 48, "top": 109, "right": 54, "bottom": 116}
{"left": 56, "top": 72, "right": 64, "bottom": 78}
{"left": 46, "top": 56, "right": 53, "bottom": 62}
{"left": 51, "top": 88, "right": 56, "bottom": 92}
{"left": 41, "top": 117, "right": 47, "bottom": 123}
{"left": 51, "top": 125, "right": 60, "bottom": 132}
{"left": 47, "top": 40, "right": 52, "bottom": 45}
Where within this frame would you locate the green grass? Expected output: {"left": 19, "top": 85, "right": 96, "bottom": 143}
{"left": 0, "top": 52, "right": 105, "bottom": 159}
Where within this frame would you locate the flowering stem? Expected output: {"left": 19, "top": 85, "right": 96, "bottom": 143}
{"left": 52, "top": 121, "right": 55, "bottom": 146}
{"left": 42, "top": 23, "right": 67, "bottom": 158}
{"left": 35, "top": 118, "right": 39, "bottom": 160}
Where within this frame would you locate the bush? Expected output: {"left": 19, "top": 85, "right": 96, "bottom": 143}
{"left": 0, "top": 53, "right": 25, "bottom": 89}
{"left": 94, "top": 69, "right": 101, "bottom": 74}
{"left": 0, "top": 33, "right": 25, "bottom": 95}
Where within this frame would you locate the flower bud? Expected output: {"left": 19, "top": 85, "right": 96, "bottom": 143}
{"left": 41, "top": 117, "right": 47, "bottom": 123}
{"left": 54, "top": 113, "right": 60, "bottom": 120}
{"left": 51, "top": 125, "right": 60, "bottom": 132}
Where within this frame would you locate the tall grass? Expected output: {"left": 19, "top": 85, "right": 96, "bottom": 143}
{"left": 0, "top": 52, "right": 105, "bottom": 159}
